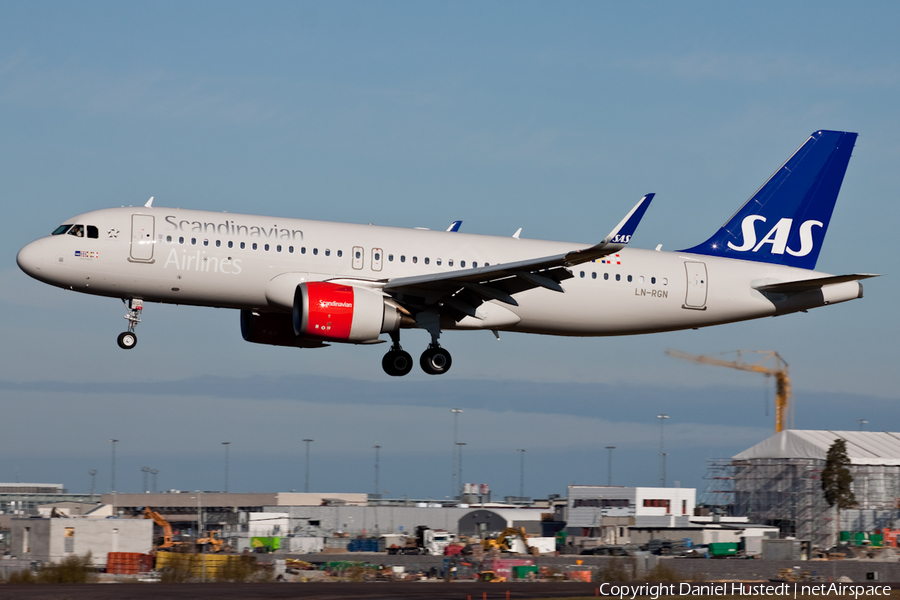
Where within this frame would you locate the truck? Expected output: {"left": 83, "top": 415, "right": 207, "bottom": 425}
{"left": 386, "top": 526, "right": 455, "bottom": 555}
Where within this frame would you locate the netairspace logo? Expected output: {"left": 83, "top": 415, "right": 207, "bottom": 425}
{"left": 597, "top": 582, "right": 891, "bottom": 599}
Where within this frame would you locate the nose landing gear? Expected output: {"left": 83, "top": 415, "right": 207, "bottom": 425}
{"left": 117, "top": 299, "right": 142, "bottom": 350}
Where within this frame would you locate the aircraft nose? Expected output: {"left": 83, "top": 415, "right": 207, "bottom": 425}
{"left": 17, "top": 239, "right": 46, "bottom": 279}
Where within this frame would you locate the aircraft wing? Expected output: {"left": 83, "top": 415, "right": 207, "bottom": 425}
{"left": 382, "top": 194, "right": 654, "bottom": 316}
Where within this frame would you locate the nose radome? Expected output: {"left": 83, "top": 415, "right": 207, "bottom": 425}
{"left": 17, "top": 239, "right": 45, "bottom": 279}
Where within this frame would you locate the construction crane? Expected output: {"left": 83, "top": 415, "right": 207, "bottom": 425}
{"left": 667, "top": 349, "right": 792, "bottom": 433}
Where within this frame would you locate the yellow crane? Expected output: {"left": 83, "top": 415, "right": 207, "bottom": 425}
{"left": 667, "top": 349, "right": 792, "bottom": 433}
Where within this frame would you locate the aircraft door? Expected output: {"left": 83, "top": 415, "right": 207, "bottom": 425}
{"left": 371, "top": 248, "right": 383, "bottom": 272}
{"left": 683, "top": 261, "right": 708, "bottom": 309}
{"left": 130, "top": 215, "right": 155, "bottom": 262}
{"left": 352, "top": 246, "right": 364, "bottom": 270}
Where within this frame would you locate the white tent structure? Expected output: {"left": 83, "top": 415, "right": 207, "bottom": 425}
{"left": 731, "top": 430, "right": 900, "bottom": 548}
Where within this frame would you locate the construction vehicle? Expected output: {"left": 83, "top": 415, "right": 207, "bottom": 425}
{"left": 481, "top": 527, "right": 536, "bottom": 555}
{"left": 667, "top": 349, "right": 791, "bottom": 433}
{"left": 196, "top": 529, "right": 225, "bottom": 553}
{"left": 143, "top": 507, "right": 183, "bottom": 549}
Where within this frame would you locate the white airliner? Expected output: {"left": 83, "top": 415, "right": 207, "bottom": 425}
{"left": 17, "top": 130, "right": 875, "bottom": 376}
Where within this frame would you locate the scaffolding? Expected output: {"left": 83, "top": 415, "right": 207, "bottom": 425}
{"left": 730, "top": 458, "right": 900, "bottom": 548}
{"left": 700, "top": 458, "right": 735, "bottom": 512}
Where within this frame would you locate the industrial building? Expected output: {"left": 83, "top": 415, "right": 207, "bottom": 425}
{"left": 728, "top": 430, "right": 900, "bottom": 548}
{"left": 9, "top": 516, "right": 152, "bottom": 566}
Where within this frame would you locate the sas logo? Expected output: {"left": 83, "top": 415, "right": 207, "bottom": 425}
{"left": 727, "top": 216, "right": 822, "bottom": 257}
{"left": 611, "top": 234, "right": 632, "bottom": 244}
{"left": 75, "top": 251, "right": 99, "bottom": 259}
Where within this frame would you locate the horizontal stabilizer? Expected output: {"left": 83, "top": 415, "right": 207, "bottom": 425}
{"left": 753, "top": 273, "right": 879, "bottom": 294}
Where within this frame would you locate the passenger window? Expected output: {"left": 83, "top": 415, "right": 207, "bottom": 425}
{"left": 301, "top": 247, "right": 306, "bottom": 254}
{"left": 580, "top": 271, "right": 585, "bottom": 278}
{"left": 87, "top": 226, "right": 99, "bottom": 239}
{"left": 264, "top": 244, "right": 270, "bottom": 251}
{"left": 252, "top": 243, "right": 258, "bottom": 250}
{"left": 191, "top": 238, "right": 197, "bottom": 245}
{"left": 400, "top": 255, "right": 406, "bottom": 263}
{"left": 337, "top": 250, "right": 342, "bottom": 257}
{"left": 375, "top": 252, "right": 381, "bottom": 261}
{"left": 449, "top": 259, "right": 454, "bottom": 267}
{"left": 166, "top": 235, "right": 173, "bottom": 243}
{"left": 52, "top": 225, "right": 72, "bottom": 235}
{"left": 604, "top": 273, "right": 609, "bottom": 280}
{"left": 412, "top": 256, "right": 417, "bottom": 264}
{"left": 616, "top": 274, "right": 621, "bottom": 281}
{"left": 68, "top": 225, "right": 85, "bottom": 237}
{"left": 203, "top": 239, "right": 209, "bottom": 246}
{"left": 662, "top": 277, "right": 668, "bottom": 285}
{"left": 627, "top": 275, "right": 633, "bottom": 282}
{"left": 639, "top": 276, "right": 644, "bottom": 283}
{"left": 651, "top": 277, "right": 656, "bottom": 284}
{"left": 216, "top": 240, "right": 221, "bottom": 247}
{"left": 388, "top": 254, "right": 394, "bottom": 262}
{"left": 355, "top": 250, "right": 361, "bottom": 259}
{"left": 240, "top": 242, "right": 245, "bottom": 249}
{"left": 436, "top": 258, "right": 441, "bottom": 266}
{"left": 228, "top": 241, "right": 233, "bottom": 249}
{"left": 472, "top": 262, "right": 478, "bottom": 268}
{"left": 461, "top": 261, "right": 466, "bottom": 267}
{"left": 313, "top": 248, "right": 318, "bottom": 255}
{"left": 592, "top": 272, "right": 597, "bottom": 279}
{"left": 289, "top": 246, "right": 294, "bottom": 253}
{"left": 276, "top": 245, "right": 282, "bottom": 252}
{"left": 485, "top": 262, "right": 489, "bottom": 267}
{"left": 325, "top": 249, "right": 330, "bottom": 256}
{"left": 424, "top": 257, "right": 430, "bottom": 265}
{"left": 179, "top": 237, "right": 185, "bottom": 244}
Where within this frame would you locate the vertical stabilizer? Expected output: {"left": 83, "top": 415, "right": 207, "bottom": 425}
{"left": 680, "top": 130, "right": 857, "bottom": 270}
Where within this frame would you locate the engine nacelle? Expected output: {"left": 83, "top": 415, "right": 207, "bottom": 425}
{"left": 240, "top": 310, "right": 328, "bottom": 348}
{"left": 293, "top": 282, "right": 401, "bottom": 343}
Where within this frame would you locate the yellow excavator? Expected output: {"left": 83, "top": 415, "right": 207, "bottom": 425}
{"left": 481, "top": 527, "right": 535, "bottom": 554}
{"left": 143, "top": 507, "right": 181, "bottom": 549}
{"left": 143, "top": 507, "right": 224, "bottom": 552}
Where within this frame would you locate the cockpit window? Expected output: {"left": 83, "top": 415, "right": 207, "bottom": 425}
{"left": 87, "top": 225, "right": 98, "bottom": 239}
{"left": 67, "top": 225, "right": 85, "bottom": 237}
{"left": 52, "top": 225, "right": 72, "bottom": 235}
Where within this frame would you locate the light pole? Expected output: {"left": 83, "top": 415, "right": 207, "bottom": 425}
{"left": 657, "top": 414, "right": 669, "bottom": 487}
{"left": 456, "top": 442, "right": 466, "bottom": 496}
{"left": 606, "top": 446, "right": 616, "bottom": 486}
{"left": 88, "top": 470, "right": 97, "bottom": 502}
{"left": 109, "top": 439, "right": 119, "bottom": 493}
{"left": 141, "top": 466, "right": 150, "bottom": 493}
{"left": 302, "top": 439, "right": 314, "bottom": 493}
{"left": 222, "top": 442, "right": 231, "bottom": 493}
{"left": 450, "top": 409, "right": 463, "bottom": 498}
{"left": 150, "top": 469, "right": 158, "bottom": 493}
{"left": 517, "top": 449, "right": 526, "bottom": 500}
{"left": 373, "top": 445, "right": 381, "bottom": 498}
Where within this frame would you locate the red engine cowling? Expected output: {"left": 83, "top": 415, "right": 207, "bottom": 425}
{"left": 293, "top": 282, "right": 401, "bottom": 343}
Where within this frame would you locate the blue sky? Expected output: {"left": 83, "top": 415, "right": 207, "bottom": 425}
{"left": 0, "top": 1, "right": 897, "bottom": 500}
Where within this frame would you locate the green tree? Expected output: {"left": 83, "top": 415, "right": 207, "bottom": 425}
{"left": 822, "top": 438, "right": 856, "bottom": 509}
{"left": 822, "top": 438, "right": 855, "bottom": 545}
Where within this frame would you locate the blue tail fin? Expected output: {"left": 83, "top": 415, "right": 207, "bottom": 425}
{"left": 680, "top": 130, "right": 857, "bottom": 270}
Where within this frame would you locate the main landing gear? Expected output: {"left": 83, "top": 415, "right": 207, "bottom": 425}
{"left": 117, "top": 299, "right": 142, "bottom": 350}
{"left": 382, "top": 330, "right": 452, "bottom": 377}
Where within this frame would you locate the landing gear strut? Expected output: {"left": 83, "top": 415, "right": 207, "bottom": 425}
{"left": 117, "top": 299, "right": 142, "bottom": 350}
{"left": 382, "top": 331, "right": 413, "bottom": 377}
